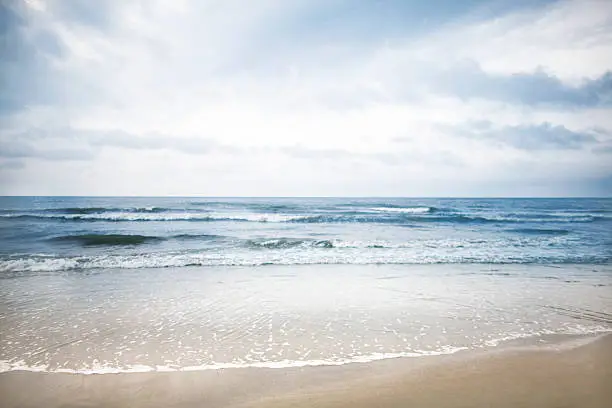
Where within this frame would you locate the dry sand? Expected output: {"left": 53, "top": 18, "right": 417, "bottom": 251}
{"left": 1, "top": 334, "right": 611, "bottom": 408}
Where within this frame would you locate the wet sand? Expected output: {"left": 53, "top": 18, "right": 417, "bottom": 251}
{"left": 1, "top": 334, "right": 611, "bottom": 408}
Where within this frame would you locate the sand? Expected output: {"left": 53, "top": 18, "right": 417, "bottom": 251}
{"left": 1, "top": 334, "right": 611, "bottom": 408}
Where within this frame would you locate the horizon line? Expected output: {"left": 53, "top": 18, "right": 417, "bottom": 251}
{"left": 1, "top": 195, "right": 611, "bottom": 199}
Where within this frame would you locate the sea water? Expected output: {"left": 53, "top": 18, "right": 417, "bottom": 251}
{"left": 0, "top": 197, "right": 611, "bottom": 373}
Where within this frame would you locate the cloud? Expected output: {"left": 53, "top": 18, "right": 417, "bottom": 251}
{"left": 409, "top": 0, "right": 612, "bottom": 82}
{"left": 0, "top": 3, "right": 61, "bottom": 113}
{"left": 592, "top": 143, "right": 612, "bottom": 154}
{"left": 280, "top": 145, "right": 463, "bottom": 167}
{"left": 1, "top": 0, "right": 611, "bottom": 196}
{"left": 0, "top": 137, "right": 94, "bottom": 161}
{"left": 280, "top": 145, "right": 378, "bottom": 160}
{"left": 0, "top": 127, "right": 237, "bottom": 160}
{"left": 431, "top": 64, "right": 612, "bottom": 107}
{"left": 0, "top": 159, "right": 26, "bottom": 170}
{"left": 85, "top": 130, "right": 230, "bottom": 155}
{"left": 446, "top": 121, "right": 600, "bottom": 150}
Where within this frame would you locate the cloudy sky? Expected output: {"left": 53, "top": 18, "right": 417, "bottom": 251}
{"left": 1, "top": 0, "right": 611, "bottom": 196}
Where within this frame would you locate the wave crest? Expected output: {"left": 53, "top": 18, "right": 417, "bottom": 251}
{"left": 247, "top": 239, "right": 334, "bottom": 249}
{"left": 2, "top": 252, "right": 610, "bottom": 273}
{"left": 369, "top": 206, "right": 434, "bottom": 214}
{"left": 50, "top": 234, "right": 163, "bottom": 246}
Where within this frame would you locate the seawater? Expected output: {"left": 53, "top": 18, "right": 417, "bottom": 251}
{"left": 0, "top": 197, "right": 611, "bottom": 373}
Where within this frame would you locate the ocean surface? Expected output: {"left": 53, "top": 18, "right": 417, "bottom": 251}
{"left": 1, "top": 197, "right": 611, "bottom": 373}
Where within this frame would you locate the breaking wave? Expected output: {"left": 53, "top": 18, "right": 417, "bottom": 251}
{"left": 2, "top": 252, "right": 610, "bottom": 273}
{"left": 1, "top": 207, "right": 606, "bottom": 224}
{"left": 368, "top": 206, "right": 435, "bottom": 214}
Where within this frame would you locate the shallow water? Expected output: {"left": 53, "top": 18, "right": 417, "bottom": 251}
{"left": 1, "top": 264, "right": 610, "bottom": 373}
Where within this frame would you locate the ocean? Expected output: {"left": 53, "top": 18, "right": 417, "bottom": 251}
{"left": 0, "top": 197, "right": 611, "bottom": 373}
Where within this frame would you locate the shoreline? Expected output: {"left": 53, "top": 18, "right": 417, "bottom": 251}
{"left": 1, "top": 329, "right": 609, "bottom": 375}
{"left": 1, "top": 333, "right": 610, "bottom": 408}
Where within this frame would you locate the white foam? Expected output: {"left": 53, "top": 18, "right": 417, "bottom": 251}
{"left": 210, "top": 213, "right": 301, "bottom": 223}
{"left": 0, "top": 248, "right": 596, "bottom": 272}
{"left": 0, "top": 257, "right": 79, "bottom": 272}
{"left": 369, "top": 207, "right": 431, "bottom": 214}
{"left": 0, "top": 252, "right": 439, "bottom": 272}
{"left": 2, "top": 212, "right": 305, "bottom": 223}
{"left": 0, "top": 346, "right": 467, "bottom": 375}
{"left": 482, "top": 327, "right": 612, "bottom": 347}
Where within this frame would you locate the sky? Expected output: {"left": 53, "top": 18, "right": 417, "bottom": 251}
{"left": 0, "top": 0, "right": 611, "bottom": 196}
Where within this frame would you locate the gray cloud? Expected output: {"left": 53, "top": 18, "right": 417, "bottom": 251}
{"left": 48, "top": 0, "right": 115, "bottom": 30}
{"left": 0, "top": 127, "right": 238, "bottom": 161}
{"left": 0, "top": 2, "right": 116, "bottom": 115}
{"left": 280, "top": 145, "right": 463, "bottom": 166}
{"left": 592, "top": 144, "right": 612, "bottom": 154}
{"left": 0, "top": 159, "right": 25, "bottom": 170}
{"left": 3, "top": 0, "right": 609, "bottom": 119}
{"left": 432, "top": 63, "right": 612, "bottom": 107}
{"left": 0, "top": 140, "right": 94, "bottom": 161}
{"left": 0, "top": 3, "right": 71, "bottom": 114}
{"left": 446, "top": 121, "right": 600, "bottom": 150}
{"left": 85, "top": 130, "right": 225, "bottom": 155}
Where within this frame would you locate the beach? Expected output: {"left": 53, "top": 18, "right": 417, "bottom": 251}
{"left": 1, "top": 333, "right": 610, "bottom": 408}
{"left": 4, "top": 0, "right": 612, "bottom": 403}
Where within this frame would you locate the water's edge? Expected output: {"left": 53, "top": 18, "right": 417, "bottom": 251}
{"left": 2, "top": 330, "right": 609, "bottom": 376}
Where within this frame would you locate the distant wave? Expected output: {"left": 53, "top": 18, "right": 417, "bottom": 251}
{"left": 285, "top": 214, "right": 437, "bottom": 224}
{"left": 43, "top": 207, "right": 172, "bottom": 214}
{"left": 188, "top": 202, "right": 300, "bottom": 212}
{"left": 0, "top": 213, "right": 244, "bottom": 222}
{"left": 368, "top": 206, "right": 434, "bottom": 214}
{"left": 507, "top": 228, "right": 570, "bottom": 236}
{"left": 0, "top": 209, "right": 606, "bottom": 224}
{"left": 288, "top": 214, "right": 602, "bottom": 224}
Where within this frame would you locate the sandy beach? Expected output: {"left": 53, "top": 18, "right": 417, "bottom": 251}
{"left": 1, "top": 334, "right": 610, "bottom": 408}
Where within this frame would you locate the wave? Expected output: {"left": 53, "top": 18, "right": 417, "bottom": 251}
{"left": 0, "top": 212, "right": 301, "bottom": 223}
{"left": 1, "top": 213, "right": 238, "bottom": 222}
{"left": 0, "top": 209, "right": 605, "bottom": 224}
{"left": 368, "top": 206, "right": 435, "bottom": 214}
{"left": 42, "top": 207, "right": 171, "bottom": 214}
{"left": 188, "top": 201, "right": 299, "bottom": 212}
{"left": 50, "top": 234, "right": 163, "bottom": 246}
{"left": 49, "top": 233, "right": 227, "bottom": 247}
{"left": 47, "top": 234, "right": 552, "bottom": 250}
{"left": 286, "top": 214, "right": 599, "bottom": 224}
{"left": 247, "top": 238, "right": 334, "bottom": 249}
{"left": 2, "top": 251, "right": 610, "bottom": 273}
{"left": 3, "top": 328, "right": 611, "bottom": 375}
{"left": 507, "top": 228, "right": 570, "bottom": 236}
{"left": 0, "top": 345, "right": 469, "bottom": 374}
{"left": 172, "top": 234, "right": 225, "bottom": 240}
{"left": 228, "top": 237, "right": 561, "bottom": 250}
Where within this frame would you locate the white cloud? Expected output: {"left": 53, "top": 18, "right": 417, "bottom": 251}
{"left": 409, "top": 0, "right": 612, "bottom": 82}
